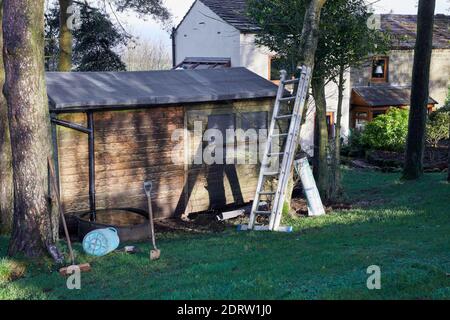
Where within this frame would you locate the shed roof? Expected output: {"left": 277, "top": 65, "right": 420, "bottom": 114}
{"left": 352, "top": 86, "right": 438, "bottom": 107}
{"left": 46, "top": 68, "right": 278, "bottom": 112}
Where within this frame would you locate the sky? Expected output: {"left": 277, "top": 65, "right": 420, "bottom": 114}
{"left": 117, "top": 0, "right": 450, "bottom": 50}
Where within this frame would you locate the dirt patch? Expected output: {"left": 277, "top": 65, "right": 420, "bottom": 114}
{"left": 154, "top": 214, "right": 228, "bottom": 234}
{"left": 290, "top": 198, "right": 352, "bottom": 216}
{"left": 154, "top": 205, "right": 252, "bottom": 234}
{"left": 154, "top": 196, "right": 356, "bottom": 233}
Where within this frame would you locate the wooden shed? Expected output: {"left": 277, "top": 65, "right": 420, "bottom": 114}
{"left": 46, "top": 68, "right": 278, "bottom": 219}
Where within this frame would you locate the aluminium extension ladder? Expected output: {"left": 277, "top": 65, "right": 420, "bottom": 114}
{"left": 238, "top": 65, "right": 312, "bottom": 232}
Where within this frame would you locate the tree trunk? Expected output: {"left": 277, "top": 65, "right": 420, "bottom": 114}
{"left": 0, "top": 0, "right": 14, "bottom": 234}
{"left": 329, "top": 65, "right": 345, "bottom": 201}
{"left": 403, "top": 0, "right": 436, "bottom": 180}
{"left": 448, "top": 122, "right": 450, "bottom": 182}
{"left": 58, "top": 0, "right": 73, "bottom": 71}
{"left": 297, "top": 0, "right": 327, "bottom": 70}
{"left": 4, "top": 0, "right": 57, "bottom": 257}
{"left": 312, "top": 75, "right": 329, "bottom": 200}
{"left": 284, "top": 0, "right": 327, "bottom": 209}
{"left": 284, "top": 0, "right": 327, "bottom": 210}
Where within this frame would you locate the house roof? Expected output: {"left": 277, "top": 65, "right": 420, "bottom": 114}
{"left": 180, "top": 0, "right": 450, "bottom": 49}
{"left": 198, "top": 0, "right": 260, "bottom": 32}
{"left": 382, "top": 14, "right": 450, "bottom": 50}
{"left": 352, "top": 86, "right": 438, "bottom": 107}
{"left": 46, "top": 68, "right": 278, "bottom": 112}
{"left": 174, "top": 57, "right": 231, "bottom": 70}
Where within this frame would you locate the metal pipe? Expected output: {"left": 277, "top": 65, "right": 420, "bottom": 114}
{"left": 87, "top": 112, "right": 96, "bottom": 221}
{"left": 51, "top": 118, "right": 91, "bottom": 134}
{"left": 50, "top": 113, "right": 60, "bottom": 193}
{"left": 171, "top": 27, "right": 177, "bottom": 68}
{"left": 51, "top": 114, "right": 97, "bottom": 221}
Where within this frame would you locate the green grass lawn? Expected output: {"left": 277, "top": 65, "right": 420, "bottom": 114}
{"left": 1, "top": 169, "right": 449, "bottom": 300}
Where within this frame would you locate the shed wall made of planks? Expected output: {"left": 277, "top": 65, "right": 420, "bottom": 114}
{"left": 57, "top": 107, "right": 185, "bottom": 219}
{"left": 183, "top": 99, "right": 273, "bottom": 214}
{"left": 56, "top": 98, "right": 274, "bottom": 218}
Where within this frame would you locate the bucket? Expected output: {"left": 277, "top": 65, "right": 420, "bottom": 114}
{"left": 82, "top": 227, "right": 120, "bottom": 257}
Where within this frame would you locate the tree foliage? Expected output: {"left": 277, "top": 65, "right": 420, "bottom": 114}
{"left": 247, "top": 0, "right": 387, "bottom": 81}
{"left": 73, "top": 4, "right": 128, "bottom": 71}
{"left": 45, "top": 5, "right": 60, "bottom": 71}
{"left": 45, "top": 2, "right": 129, "bottom": 71}
{"left": 110, "top": 0, "right": 171, "bottom": 23}
{"left": 426, "top": 110, "right": 450, "bottom": 147}
{"left": 248, "top": 0, "right": 387, "bottom": 201}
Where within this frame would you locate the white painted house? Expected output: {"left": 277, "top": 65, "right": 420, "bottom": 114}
{"left": 172, "top": 0, "right": 450, "bottom": 155}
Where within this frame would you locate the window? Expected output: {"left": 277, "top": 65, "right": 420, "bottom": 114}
{"left": 371, "top": 56, "right": 389, "bottom": 83}
{"left": 269, "top": 56, "right": 294, "bottom": 82}
{"left": 354, "top": 111, "right": 369, "bottom": 131}
{"left": 206, "top": 114, "right": 235, "bottom": 164}
{"left": 269, "top": 56, "right": 284, "bottom": 81}
{"left": 326, "top": 112, "right": 335, "bottom": 139}
{"left": 241, "top": 112, "right": 268, "bottom": 131}
{"left": 239, "top": 112, "right": 268, "bottom": 165}
{"left": 372, "top": 110, "right": 385, "bottom": 118}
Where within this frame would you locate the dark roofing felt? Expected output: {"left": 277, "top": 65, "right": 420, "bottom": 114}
{"left": 174, "top": 57, "right": 231, "bottom": 70}
{"left": 382, "top": 14, "right": 450, "bottom": 50}
{"left": 199, "top": 0, "right": 260, "bottom": 32}
{"left": 352, "top": 86, "right": 438, "bottom": 107}
{"left": 46, "top": 68, "right": 278, "bottom": 112}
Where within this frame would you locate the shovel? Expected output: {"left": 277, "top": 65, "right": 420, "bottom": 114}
{"left": 144, "top": 181, "right": 160, "bottom": 261}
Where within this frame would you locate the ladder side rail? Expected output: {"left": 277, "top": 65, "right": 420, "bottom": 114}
{"left": 269, "top": 67, "right": 311, "bottom": 230}
{"left": 248, "top": 70, "right": 288, "bottom": 229}
{"left": 271, "top": 67, "right": 311, "bottom": 230}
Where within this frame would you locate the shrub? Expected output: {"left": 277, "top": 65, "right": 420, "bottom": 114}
{"left": 342, "top": 129, "right": 366, "bottom": 157}
{"left": 426, "top": 109, "right": 450, "bottom": 147}
{"left": 361, "top": 108, "right": 409, "bottom": 152}
{"left": 445, "top": 86, "right": 450, "bottom": 109}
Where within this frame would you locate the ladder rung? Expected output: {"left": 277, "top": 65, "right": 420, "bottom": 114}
{"left": 258, "top": 191, "right": 276, "bottom": 195}
{"left": 254, "top": 211, "right": 272, "bottom": 216}
{"left": 268, "top": 152, "right": 284, "bottom": 157}
{"left": 274, "top": 226, "right": 294, "bottom": 233}
{"left": 237, "top": 225, "right": 270, "bottom": 232}
{"left": 263, "top": 171, "right": 279, "bottom": 176}
{"left": 283, "top": 79, "right": 299, "bottom": 85}
{"left": 275, "top": 114, "right": 293, "bottom": 120}
{"left": 279, "top": 96, "right": 296, "bottom": 102}
{"left": 272, "top": 133, "right": 289, "bottom": 138}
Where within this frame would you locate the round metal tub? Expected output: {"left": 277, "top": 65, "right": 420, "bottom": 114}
{"left": 77, "top": 208, "right": 150, "bottom": 243}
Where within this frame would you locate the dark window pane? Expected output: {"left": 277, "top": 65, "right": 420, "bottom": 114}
{"left": 270, "top": 57, "right": 295, "bottom": 81}
{"left": 241, "top": 112, "right": 268, "bottom": 130}
{"left": 372, "top": 58, "right": 387, "bottom": 79}
{"left": 207, "top": 114, "right": 235, "bottom": 132}
{"left": 207, "top": 114, "right": 235, "bottom": 160}
{"left": 373, "top": 110, "right": 385, "bottom": 118}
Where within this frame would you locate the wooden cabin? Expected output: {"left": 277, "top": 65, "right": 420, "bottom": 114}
{"left": 46, "top": 68, "right": 278, "bottom": 219}
{"left": 350, "top": 86, "right": 438, "bottom": 130}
